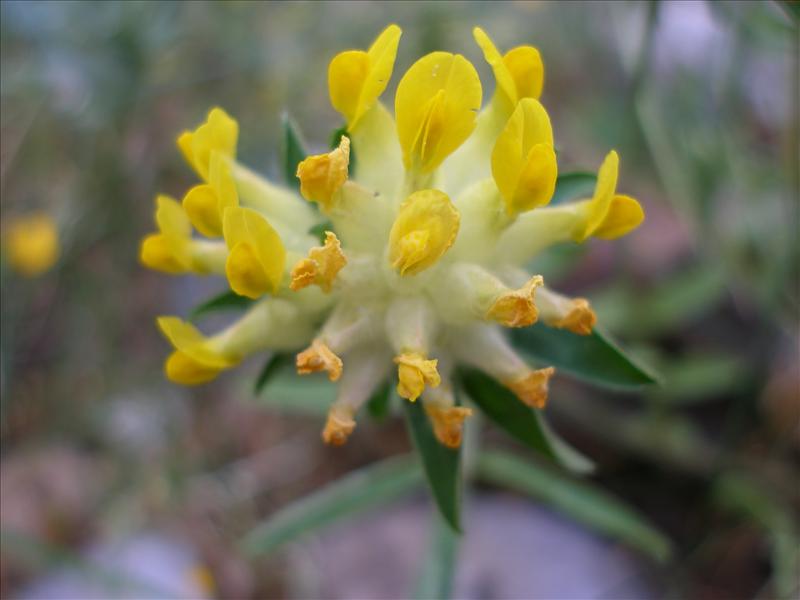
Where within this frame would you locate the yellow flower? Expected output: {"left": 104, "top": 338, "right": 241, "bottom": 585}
{"left": 494, "top": 150, "right": 644, "bottom": 264}
{"left": 290, "top": 231, "right": 347, "bottom": 293}
{"left": 222, "top": 207, "right": 286, "bottom": 299}
{"left": 395, "top": 52, "right": 482, "bottom": 174}
{"left": 491, "top": 98, "right": 558, "bottom": 215}
{"left": 473, "top": 27, "right": 544, "bottom": 113}
{"left": 140, "top": 195, "right": 227, "bottom": 274}
{"left": 328, "top": 24, "right": 402, "bottom": 131}
{"left": 3, "top": 212, "right": 59, "bottom": 277}
{"left": 141, "top": 25, "right": 645, "bottom": 448}
{"left": 296, "top": 137, "right": 350, "bottom": 210}
{"left": 182, "top": 152, "right": 239, "bottom": 238}
{"left": 388, "top": 189, "right": 460, "bottom": 276}
{"left": 394, "top": 352, "right": 441, "bottom": 402}
{"left": 426, "top": 404, "right": 473, "bottom": 449}
{"left": 177, "top": 107, "right": 238, "bottom": 182}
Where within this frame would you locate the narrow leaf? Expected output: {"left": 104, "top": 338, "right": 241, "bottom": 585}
{"left": 189, "top": 289, "right": 253, "bottom": 320}
{"left": 511, "top": 325, "right": 658, "bottom": 389}
{"left": 459, "top": 367, "right": 593, "bottom": 474}
{"left": 477, "top": 450, "right": 672, "bottom": 563}
{"left": 403, "top": 398, "right": 462, "bottom": 532}
{"left": 241, "top": 455, "right": 423, "bottom": 556}
{"left": 254, "top": 353, "right": 294, "bottom": 395}
{"left": 283, "top": 112, "right": 308, "bottom": 189}
{"left": 550, "top": 171, "right": 597, "bottom": 205}
{"left": 414, "top": 512, "right": 459, "bottom": 600}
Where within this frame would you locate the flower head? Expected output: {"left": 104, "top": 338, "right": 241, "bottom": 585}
{"left": 141, "top": 25, "right": 644, "bottom": 448}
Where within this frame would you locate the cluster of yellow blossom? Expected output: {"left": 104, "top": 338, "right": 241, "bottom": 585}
{"left": 140, "top": 25, "right": 643, "bottom": 448}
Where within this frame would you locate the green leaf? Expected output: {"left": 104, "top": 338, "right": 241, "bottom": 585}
{"left": 329, "top": 125, "right": 357, "bottom": 176}
{"left": 366, "top": 379, "right": 392, "bottom": 421}
{"left": 308, "top": 220, "right": 335, "bottom": 245}
{"left": 414, "top": 512, "right": 459, "bottom": 600}
{"left": 253, "top": 353, "right": 294, "bottom": 395}
{"left": 458, "top": 368, "right": 593, "bottom": 474}
{"left": 189, "top": 289, "right": 253, "bottom": 320}
{"left": 403, "top": 398, "right": 462, "bottom": 532}
{"left": 511, "top": 325, "right": 659, "bottom": 390}
{"left": 283, "top": 112, "right": 308, "bottom": 190}
{"left": 241, "top": 455, "right": 423, "bottom": 556}
{"left": 550, "top": 171, "right": 597, "bottom": 205}
{"left": 477, "top": 450, "right": 672, "bottom": 563}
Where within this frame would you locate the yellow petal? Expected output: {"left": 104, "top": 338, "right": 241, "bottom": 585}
{"left": 296, "top": 136, "right": 350, "bottom": 210}
{"left": 222, "top": 207, "right": 285, "bottom": 298}
{"left": 424, "top": 404, "right": 473, "bottom": 448}
{"left": 395, "top": 52, "right": 482, "bottom": 173}
{"left": 3, "top": 212, "right": 59, "bottom": 277}
{"left": 226, "top": 242, "right": 270, "bottom": 299}
{"left": 157, "top": 317, "right": 239, "bottom": 385}
{"left": 328, "top": 25, "right": 402, "bottom": 130}
{"left": 322, "top": 404, "right": 356, "bottom": 446}
{"left": 503, "top": 46, "right": 544, "bottom": 101}
{"left": 165, "top": 351, "right": 224, "bottom": 385}
{"left": 574, "top": 150, "right": 619, "bottom": 242}
{"left": 290, "top": 231, "right": 347, "bottom": 293}
{"left": 155, "top": 194, "right": 191, "bottom": 237}
{"left": 177, "top": 132, "right": 196, "bottom": 173}
{"left": 389, "top": 189, "right": 460, "bottom": 276}
{"left": 394, "top": 352, "right": 440, "bottom": 401}
{"left": 183, "top": 185, "right": 222, "bottom": 238}
{"left": 492, "top": 98, "right": 557, "bottom": 214}
{"left": 179, "top": 107, "right": 238, "bottom": 181}
{"left": 157, "top": 317, "right": 236, "bottom": 367}
{"left": 474, "top": 28, "right": 543, "bottom": 110}
{"left": 329, "top": 51, "right": 369, "bottom": 125}
{"left": 473, "top": 27, "right": 518, "bottom": 107}
{"left": 296, "top": 339, "right": 343, "bottom": 382}
{"left": 593, "top": 194, "right": 644, "bottom": 240}
{"left": 504, "top": 366, "right": 555, "bottom": 409}
{"left": 208, "top": 151, "right": 239, "bottom": 215}
{"left": 182, "top": 153, "right": 239, "bottom": 238}
{"left": 486, "top": 275, "right": 543, "bottom": 328}
{"left": 139, "top": 233, "right": 191, "bottom": 274}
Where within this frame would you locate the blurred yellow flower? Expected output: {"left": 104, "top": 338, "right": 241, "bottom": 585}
{"left": 3, "top": 212, "right": 60, "bottom": 277}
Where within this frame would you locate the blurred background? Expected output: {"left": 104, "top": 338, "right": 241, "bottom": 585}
{"left": 1, "top": 1, "right": 797, "bottom": 598}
